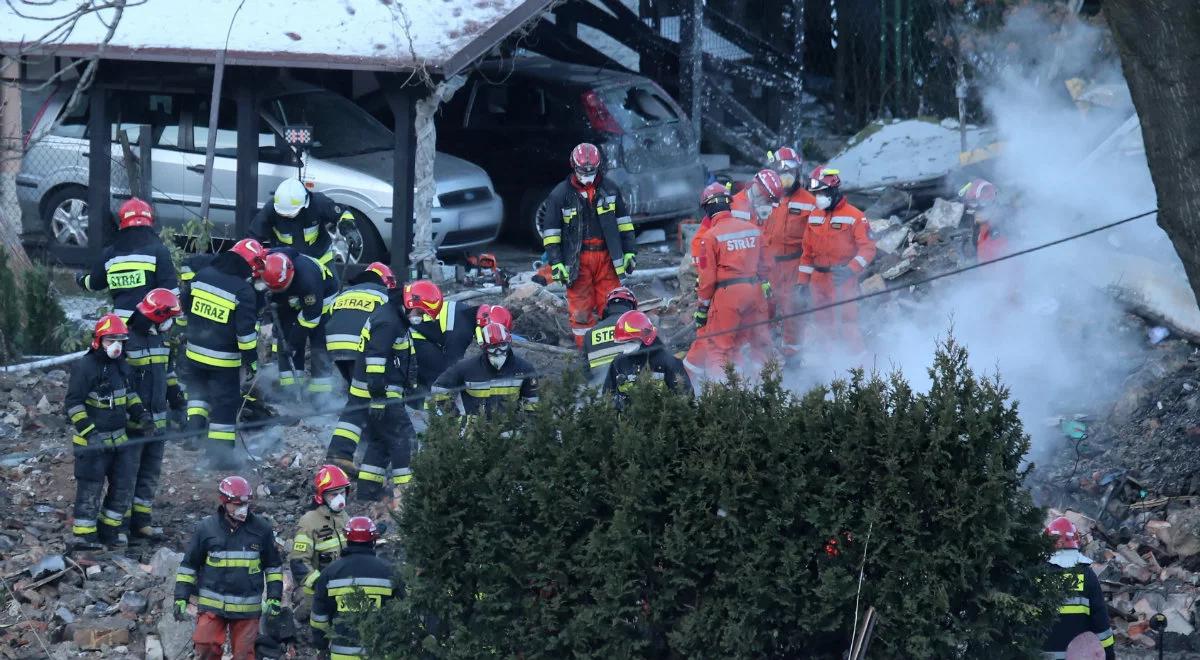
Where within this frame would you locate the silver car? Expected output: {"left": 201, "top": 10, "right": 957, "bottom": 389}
{"left": 18, "top": 82, "right": 503, "bottom": 263}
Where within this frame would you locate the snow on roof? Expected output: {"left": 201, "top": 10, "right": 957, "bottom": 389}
{"left": 828, "top": 118, "right": 992, "bottom": 191}
{"left": 0, "top": 0, "right": 552, "bottom": 75}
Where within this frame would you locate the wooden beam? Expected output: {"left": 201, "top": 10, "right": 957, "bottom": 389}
{"left": 234, "top": 68, "right": 259, "bottom": 239}
{"left": 86, "top": 80, "right": 111, "bottom": 251}
{"left": 385, "top": 84, "right": 416, "bottom": 281}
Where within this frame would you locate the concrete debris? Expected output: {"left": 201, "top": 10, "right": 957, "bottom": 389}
{"left": 860, "top": 274, "right": 887, "bottom": 295}
{"left": 1148, "top": 326, "right": 1170, "bottom": 345}
{"left": 868, "top": 215, "right": 899, "bottom": 234}
{"left": 863, "top": 187, "right": 913, "bottom": 219}
{"left": 874, "top": 226, "right": 910, "bottom": 255}
{"left": 918, "top": 198, "right": 964, "bottom": 232}
{"left": 144, "top": 634, "right": 165, "bottom": 660}
{"left": 68, "top": 617, "right": 133, "bottom": 649}
{"left": 881, "top": 259, "right": 914, "bottom": 280}
{"left": 119, "top": 590, "right": 148, "bottom": 614}
{"left": 29, "top": 553, "right": 65, "bottom": 580}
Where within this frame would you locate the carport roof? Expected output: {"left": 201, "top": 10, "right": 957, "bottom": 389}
{"left": 0, "top": 0, "right": 552, "bottom": 77}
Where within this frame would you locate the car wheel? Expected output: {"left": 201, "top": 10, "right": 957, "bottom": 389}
{"left": 329, "top": 208, "right": 385, "bottom": 265}
{"left": 518, "top": 186, "right": 553, "bottom": 249}
{"left": 42, "top": 185, "right": 91, "bottom": 247}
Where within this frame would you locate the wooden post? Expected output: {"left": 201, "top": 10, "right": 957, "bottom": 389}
{"left": 679, "top": 0, "right": 704, "bottom": 148}
{"left": 198, "top": 51, "right": 227, "bottom": 224}
{"left": 86, "top": 82, "right": 111, "bottom": 251}
{"left": 138, "top": 124, "right": 152, "bottom": 202}
{"left": 386, "top": 86, "right": 416, "bottom": 282}
{"left": 234, "top": 69, "right": 259, "bottom": 240}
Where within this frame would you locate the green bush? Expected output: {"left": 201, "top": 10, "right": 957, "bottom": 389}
{"left": 21, "top": 265, "right": 69, "bottom": 355}
{"left": 0, "top": 250, "right": 21, "bottom": 360}
{"left": 362, "top": 339, "right": 1062, "bottom": 659}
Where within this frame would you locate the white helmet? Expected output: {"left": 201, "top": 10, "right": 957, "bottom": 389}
{"left": 273, "top": 179, "right": 309, "bottom": 218}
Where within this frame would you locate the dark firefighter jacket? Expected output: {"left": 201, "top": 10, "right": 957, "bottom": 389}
{"left": 603, "top": 338, "right": 692, "bottom": 400}
{"left": 175, "top": 508, "right": 283, "bottom": 619}
{"left": 411, "top": 300, "right": 478, "bottom": 390}
{"left": 432, "top": 350, "right": 538, "bottom": 418}
{"left": 1043, "top": 551, "right": 1115, "bottom": 659}
{"left": 309, "top": 545, "right": 398, "bottom": 657}
{"left": 249, "top": 190, "right": 341, "bottom": 265}
{"left": 81, "top": 226, "right": 179, "bottom": 320}
{"left": 581, "top": 311, "right": 624, "bottom": 377}
{"left": 537, "top": 177, "right": 636, "bottom": 284}
{"left": 267, "top": 247, "right": 339, "bottom": 350}
{"left": 183, "top": 252, "right": 259, "bottom": 371}
{"left": 289, "top": 506, "right": 348, "bottom": 595}
{"left": 65, "top": 350, "right": 150, "bottom": 447}
{"left": 123, "top": 311, "right": 169, "bottom": 433}
{"left": 175, "top": 253, "right": 216, "bottom": 332}
{"left": 349, "top": 299, "right": 412, "bottom": 402}
{"left": 325, "top": 283, "right": 390, "bottom": 363}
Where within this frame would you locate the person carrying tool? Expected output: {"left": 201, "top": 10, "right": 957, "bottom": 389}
{"left": 325, "top": 262, "right": 396, "bottom": 385}
{"left": 65, "top": 314, "right": 154, "bottom": 550}
{"left": 250, "top": 178, "right": 344, "bottom": 266}
{"left": 289, "top": 465, "right": 350, "bottom": 628}
{"left": 261, "top": 248, "right": 340, "bottom": 398}
{"left": 336, "top": 286, "right": 416, "bottom": 503}
{"left": 764, "top": 148, "right": 816, "bottom": 358}
{"left": 580, "top": 286, "right": 639, "bottom": 382}
{"left": 174, "top": 475, "right": 284, "bottom": 660}
{"left": 310, "top": 516, "right": 398, "bottom": 660}
{"left": 405, "top": 280, "right": 479, "bottom": 406}
{"left": 538, "top": 143, "right": 637, "bottom": 348}
{"left": 796, "top": 166, "right": 876, "bottom": 356}
{"left": 121, "top": 288, "right": 181, "bottom": 541}
{"left": 76, "top": 197, "right": 179, "bottom": 321}
{"left": 604, "top": 310, "right": 691, "bottom": 409}
{"left": 691, "top": 173, "right": 773, "bottom": 381}
{"left": 432, "top": 323, "right": 539, "bottom": 419}
{"left": 1042, "top": 516, "right": 1115, "bottom": 659}
{"left": 183, "top": 238, "right": 266, "bottom": 470}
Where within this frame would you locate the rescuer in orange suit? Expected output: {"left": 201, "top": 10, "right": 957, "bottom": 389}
{"left": 691, "top": 172, "right": 774, "bottom": 380}
{"left": 763, "top": 147, "right": 817, "bottom": 358}
{"left": 730, "top": 167, "right": 783, "bottom": 226}
{"left": 682, "top": 182, "right": 732, "bottom": 384}
{"left": 958, "top": 178, "right": 1006, "bottom": 262}
{"left": 796, "top": 166, "right": 876, "bottom": 355}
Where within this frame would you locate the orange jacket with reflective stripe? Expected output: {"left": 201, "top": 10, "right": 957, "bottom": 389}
{"left": 729, "top": 190, "right": 767, "bottom": 225}
{"left": 690, "top": 216, "right": 714, "bottom": 267}
{"left": 697, "top": 211, "right": 767, "bottom": 304}
{"left": 763, "top": 188, "right": 816, "bottom": 261}
{"left": 797, "top": 200, "right": 875, "bottom": 284}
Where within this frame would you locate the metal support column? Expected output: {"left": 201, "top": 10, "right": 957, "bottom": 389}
{"left": 234, "top": 69, "right": 259, "bottom": 239}
{"left": 85, "top": 82, "right": 111, "bottom": 254}
{"left": 385, "top": 86, "right": 416, "bottom": 281}
{"left": 679, "top": 0, "right": 704, "bottom": 147}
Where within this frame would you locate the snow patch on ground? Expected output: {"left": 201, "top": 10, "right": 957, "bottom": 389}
{"left": 827, "top": 119, "right": 991, "bottom": 190}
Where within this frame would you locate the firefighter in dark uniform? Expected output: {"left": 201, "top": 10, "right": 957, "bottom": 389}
{"left": 433, "top": 323, "right": 538, "bottom": 419}
{"left": 538, "top": 143, "right": 637, "bottom": 348}
{"left": 330, "top": 292, "right": 415, "bottom": 501}
{"left": 289, "top": 465, "right": 350, "bottom": 627}
{"left": 473, "top": 304, "right": 514, "bottom": 347}
{"left": 76, "top": 197, "right": 179, "bottom": 321}
{"left": 580, "top": 286, "right": 638, "bottom": 383}
{"left": 174, "top": 476, "right": 284, "bottom": 660}
{"left": 169, "top": 253, "right": 217, "bottom": 429}
{"left": 121, "top": 288, "right": 181, "bottom": 540}
{"left": 1043, "top": 516, "right": 1115, "bottom": 659}
{"left": 65, "top": 314, "right": 154, "bottom": 550}
{"left": 249, "top": 178, "right": 343, "bottom": 266}
{"left": 183, "top": 239, "right": 266, "bottom": 469}
{"left": 603, "top": 311, "right": 692, "bottom": 409}
{"left": 403, "top": 280, "right": 479, "bottom": 407}
{"left": 310, "top": 516, "right": 398, "bottom": 660}
{"left": 261, "top": 248, "right": 340, "bottom": 398}
{"left": 325, "top": 262, "right": 396, "bottom": 384}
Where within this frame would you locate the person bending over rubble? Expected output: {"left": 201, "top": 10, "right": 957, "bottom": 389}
{"left": 405, "top": 279, "right": 480, "bottom": 408}
{"left": 604, "top": 311, "right": 691, "bottom": 410}
{"left": 581, "top": 286, "right": 639, "bottom": 384}
{"left": 432, "top": 323, "right": 539, "bottom": 422}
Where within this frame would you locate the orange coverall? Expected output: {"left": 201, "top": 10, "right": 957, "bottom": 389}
{"left": 796, "top": 199, "right": 876, "bottom": 354}
{"left": 683, "top": 216, "right": 716, "bottom": 382}
{"left": 763, "top": 188, "right": 816, "bottom": 356}
{"left": 693, "top": 210, "right": 771, "bottom": 379}
{"left": 729, "top": 189, "right": 769, "bottom": 225}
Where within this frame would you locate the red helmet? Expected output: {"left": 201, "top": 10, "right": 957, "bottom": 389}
{"left": 402, "top": 280, "right": 444, "bottom": 318}
{"left": 91, "top": 313, "right": 128, "bottom": 350}
{"left": 218, "top": 475, "right": 253, "bottom": 506}
{"left": 808, "top": 165, "right": 842, "bottom": 192}
{"left": 136, "top": 288, "right": 182, "bottom": 324}
{"left": 365, "top": 262, "right": 398, "bottom": 290}
{"left": 480, "top": 322, "right": 511, "bottom": 352}
{"left": 771, "top": 147, "right": 803, "bottom": 188}
{"left": 614, "top": 310, "right": 657, "bottom": 346}
{"left": 313, "top": 464, "right": 351, "bottom": 505}
{"left": 1045, "top": 516, "right": 1080, "bottom": 550}
{"left": 958, "top": 178, "right": 997, "bottom": 209}
{"left": 570, "top": 142, "right": 602, "bottom": 179}
{"left": 700, "top": 181, "right": 731, "bottom": 207}
{"left": 344, "top": 516, "right": 380, "bottom": 544}
{"left": 605, "top": 286, "right": 638, "bottom": 311}
{"left": 262, "top": 252, "right": 295, "bottom": 292}
{"left": 117, "top": 197, "right": 153, "bottom": 229}
{"left": 230, "top": 238, "right": 267, "bottom": 278}
{"left": 475, "top": 304, "right": 514, "bottom": 331}
{"left": 751, "top": 169, "right": 784, "bottom": 203}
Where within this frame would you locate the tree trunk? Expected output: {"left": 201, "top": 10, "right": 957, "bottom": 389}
{"left": 1104, "top": 1, "right": 1200, "bottom": 306}
{"left": 0, "top": 58, "right": 33, "bottom": 273}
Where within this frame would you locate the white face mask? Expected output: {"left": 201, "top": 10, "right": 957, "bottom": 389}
{"left": 159, "top": 318, "right": 174, "bottom": 333}
{"left": 576, "top": 173, "right": 596, "bottom": 186}
{"left": 229, "top": 504, "right": 249, "bottom": 522}
{"left": 779, "top": 172, "right": 796, "bottom": 189}
{"left": 104, "top": 340, "right": 123, "bottom": 359}
{"left": 755, "top": 204, "right": 774, "bottom": 219}
{"left": 327, "top": 492, "right": 347, "bottom": 512}
{"left": 408, "top": 313, "right": 425, "bottom": 326}
{"left": 815, "top": 194, "right": 833, "bottom": 210}
{"left": 487, "top": 352, "right": 508, "bottom": 370}
{"left": 253, "top": 280, "right": 268, "bottom": 292}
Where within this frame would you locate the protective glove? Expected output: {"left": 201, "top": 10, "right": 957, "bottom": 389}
{"left": 550, "top": 262, "right": 569, "bottom": 284}
{"left": 369, "top": 401, "right": 387, "bottom": 423}
{"left": 694, "top": 305, "right": 709, "bottom": 328}
{"left": 139, "top": 414, "right": 156, "bottom": 433}
{"left": 831, "top": 265, "right": 857, "bottom": 286}
{"left": 264, "top": 598, "right": 282, "bottom": 617}
{"left": 622, "top": 253, "right": 636, "bottom": 275}
{"left": 760, "top": 281, "right": 772, "bottom": 299}
{"left": 173, "top": 599, "right": 188, "bottom": 622}
{"left": 74, "top": 272, "right": 89, "bottom": 290}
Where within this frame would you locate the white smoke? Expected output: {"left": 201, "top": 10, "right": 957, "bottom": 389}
{"left": 786, "top": 9, "right": 1178, "bottom": 456}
